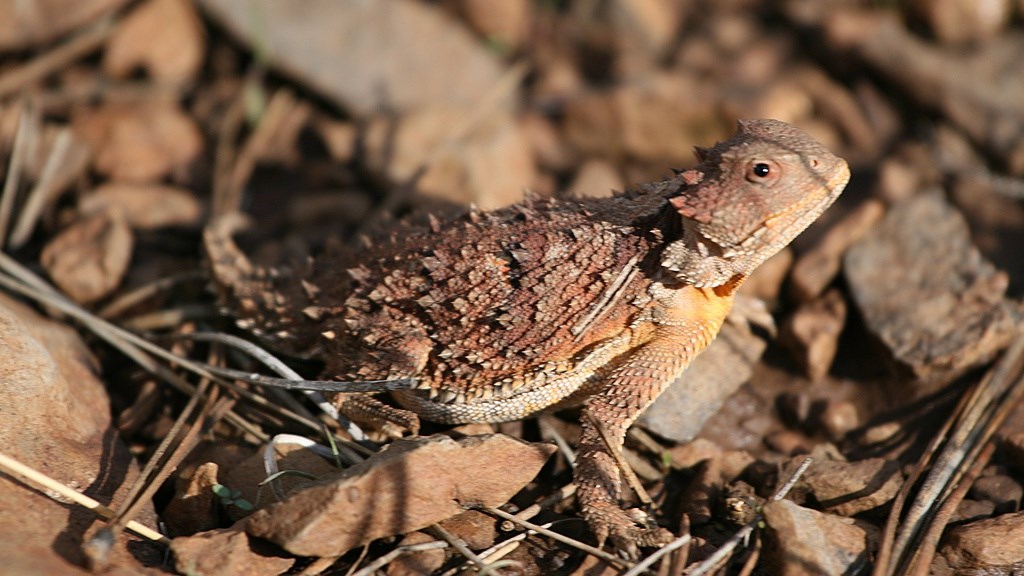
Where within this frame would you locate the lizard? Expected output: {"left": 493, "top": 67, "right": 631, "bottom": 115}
{"left": 203, "top": 119, "right": 850, "bottom": 552}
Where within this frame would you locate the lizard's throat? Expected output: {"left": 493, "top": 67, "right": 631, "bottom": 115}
{"left": 659, "top": 224, "right": 751, "bottom": 289}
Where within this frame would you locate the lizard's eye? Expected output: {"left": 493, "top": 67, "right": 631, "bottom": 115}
{"left": 746, "top": 160, "right": 780, "bottom": 184}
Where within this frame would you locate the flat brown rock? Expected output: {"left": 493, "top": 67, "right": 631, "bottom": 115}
{"left": 562, "top": 73, "right": 729, "bottom": 165}
{"left": 940, "top": 511, "right": 1024, "bottom": 572}
{"left": 103, "top": 0, "right": 205, "bottom": 84}
{"left": 198, "top": 0, "right": 505, "bottom": 117}
{"left": 789, "top": 199, "right": 884, "bottom": 302}
{"left": 826, "top": 13, "right": 1024, "bottom": 175}
{"left": 79, "top": 183, "right": 203, "bottom": 230}
{"left": 780, "top": 289, "right": 847, "bottom": 381}
{"left": 800, "top": 458, "right": 902, "bottom": 516}
{"left": 72, "top": 101, "right": 203, "bottom": 183}
{"left": 844, "top": 191, "right": 1022, "bottom": 383}
{"left": 0, "top": 295, "right": 159, "bottom": 574}
{"left": 40, "top": 210, "right": 133, "bottom": 304}
{"left": 0, "top": 0, "right": 128, "bottom": 51}
{"left": 362, "top": 106, "right": 537, "bottom": 209}
{"left": 171, "top": 527, "right": 294, "bottom": 576}
{"left": 638, "top": 321, "right": 767, "bottom": 443}
{"left": 763, "top": 499, "right": 877, "bottom": 576}
{"left": 244, "top": 434, "right": 555, "bottom": 557}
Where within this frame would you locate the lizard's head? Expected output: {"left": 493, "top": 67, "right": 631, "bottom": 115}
{"left": 661, "top": 119, "right": 850, "bottom": 287}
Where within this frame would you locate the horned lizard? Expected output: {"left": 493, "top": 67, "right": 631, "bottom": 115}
{"left": 204, "top": 119, "right": 850, "bottom": 551}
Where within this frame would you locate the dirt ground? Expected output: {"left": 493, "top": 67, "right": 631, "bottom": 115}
{"left": 2, "top": 0, "right": 1024, "bottom": 574}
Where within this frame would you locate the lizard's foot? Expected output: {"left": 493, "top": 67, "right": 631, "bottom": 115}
{"left": 584, "top": 499, "right": 674, "bottom": 558}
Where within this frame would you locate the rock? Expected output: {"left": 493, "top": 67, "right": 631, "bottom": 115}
{"left": 520, "top": 112, "right": 574, "bottom": 173}
{"left": 949, "top": 172, "right": 1024, "bottom": 298}
{"left": 363, "top": 107, "right": 536, "bottom": 209}
{"left": 952, "top": 499, "right": 996, "bottom": 524}
{"left": 667, "top": 438, "right": 723, "bottom": 470}
{"left": 790, "top": 199, "right": 885, "bottom": 302}
{"left": 740, "top": 247, "right": 793, "bottom": 304}
{"left": 198, "top": 0, "right": 505, "bottom": 117}
{"left": 0, "top": 294, "right": 158, "bottom": 574}
{"left": 170, "top": 527, "right": 294, "bottom": 576}
{"left": 678, "top": 459, "right": 723, "bottom": 526}
{"left": 314, "top": 117, "right": 358, "bottom": 162}
{"left": 244, "top": 434, "right": 555, "bottom": 557}
{"left": 741, "top": 79, "right": 814, "bottom": 127}
{"left": 608, "top": 0, "right": 683, "bottom": 60}
{"left": 563, "top": 73, "right": 730, "bottom": 165}
{"left": 386, "top": 531, "right": 447, "bottom": 576}
{"left": 940, "top": 512, "right": 1024, "bottom": 572}
{"left": 970, "top": 475, "right": 1023, "bottom": 515}
{"left": 79, "top": 183, "right": 203, "bottom": 230}
{"left": 762, "top": 500, "right": 877, "bottom": 576}
{"left": 826, "top": 14, "right": 1024, "bottom": 175}
{"left": 776, "top": 392, "right": 812, "bottom": 429}
{"left": 780, "top": 289, "right": 847, "bottom": 381}
{"left": 817, "top": 400, "right": 860, "bottom": 441}
{"left": 162, "top": 462, "right": 221, "bottom": 537}
{"left": 568, "top": 159, "right": 624, "bottom": 199}
{"left": 0, "top": 0, "right": 129, "bottom": 51}
{"left": 765, "top": 430, "right": 812, "bottom": 456}
{"left": 437, "top": 510, "right": 498, "bottom": 551}
{"left": 219, "top": 441, "right": 339, "bottom": 522}
{"left": 678, "top": 454, "right": 759, "bottom": 528}
{"left": 800, "top": 458, "right": 901, "bottom": 516}
{"left": 1004, "top": 432, "right": 1024, "bottom": 477}
{"left": 72, "top": 101, "right": 203, "bottom": 183}
{"left": 875, "top": 158, "right": 921, "bottom": 204}
{"left": 40, "top": 210, "right": 133, "bottom": 304}
{"left": 844, "top": 191, "right": 1022, "bottom": 383}
{"left": 861, "top": 421, "right": 903, "bottom": 445}
{"left": 908, "top": 0, "right": 1011, "bottom": 45}
{"left": 455, "top": 0, "right": 531, "bottom": 52}
{"left": 103, "top": 0, "right": 205, "bottom": 84}
{"left": 639, "top": 321, "right": 766, "bottom": 443}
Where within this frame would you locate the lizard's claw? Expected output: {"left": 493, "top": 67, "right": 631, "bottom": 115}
{"left": 586, "top": 500, "right": 674, "bottom": 558}
{"left": 610, "top": 523, "right": 674, "bottom": 559}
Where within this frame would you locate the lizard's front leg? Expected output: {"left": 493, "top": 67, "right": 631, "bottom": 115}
{"left": 576, "top": 300, "right": 728, "bottom": 553}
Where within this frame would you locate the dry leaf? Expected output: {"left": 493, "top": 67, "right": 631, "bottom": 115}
{"left": 245, "top": 434, "right": 555, "bottom": 557}
{"left": 41, "top": 210, "right": 134, "bottom": 303}
{"left": 73, "top": 101, "right": 203, "bottom": 183}
{"left": 0, "top": 0, "right": 128, "bottom": 51}
{"left": 79, "top": 182, "right": 203, "bottom": 229}
{"left": 103, "top": 0, "right": 205, "bottom": 84}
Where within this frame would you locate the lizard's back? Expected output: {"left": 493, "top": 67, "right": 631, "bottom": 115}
{"left": 208, "top": 190, "right": 670, "bottom": 404}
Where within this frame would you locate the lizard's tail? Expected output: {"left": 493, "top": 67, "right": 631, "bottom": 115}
{"left": 203, "top": 214, "right": 322, "bottom": 358}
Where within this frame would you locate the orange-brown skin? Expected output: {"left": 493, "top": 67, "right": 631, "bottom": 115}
{"left": 205, "top": 119, "right": 850, "bottom": 552}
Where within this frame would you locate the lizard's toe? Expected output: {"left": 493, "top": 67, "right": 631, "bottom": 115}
{"left": 585, "top": 501, "right": 674, "bottom": 557}
{"left": 608, "top": 523, "right": 674, "bottom": 557}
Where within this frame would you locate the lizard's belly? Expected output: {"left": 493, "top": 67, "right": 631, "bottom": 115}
{"left": 391, "top": 330, "right": 637, "bottom": 424}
